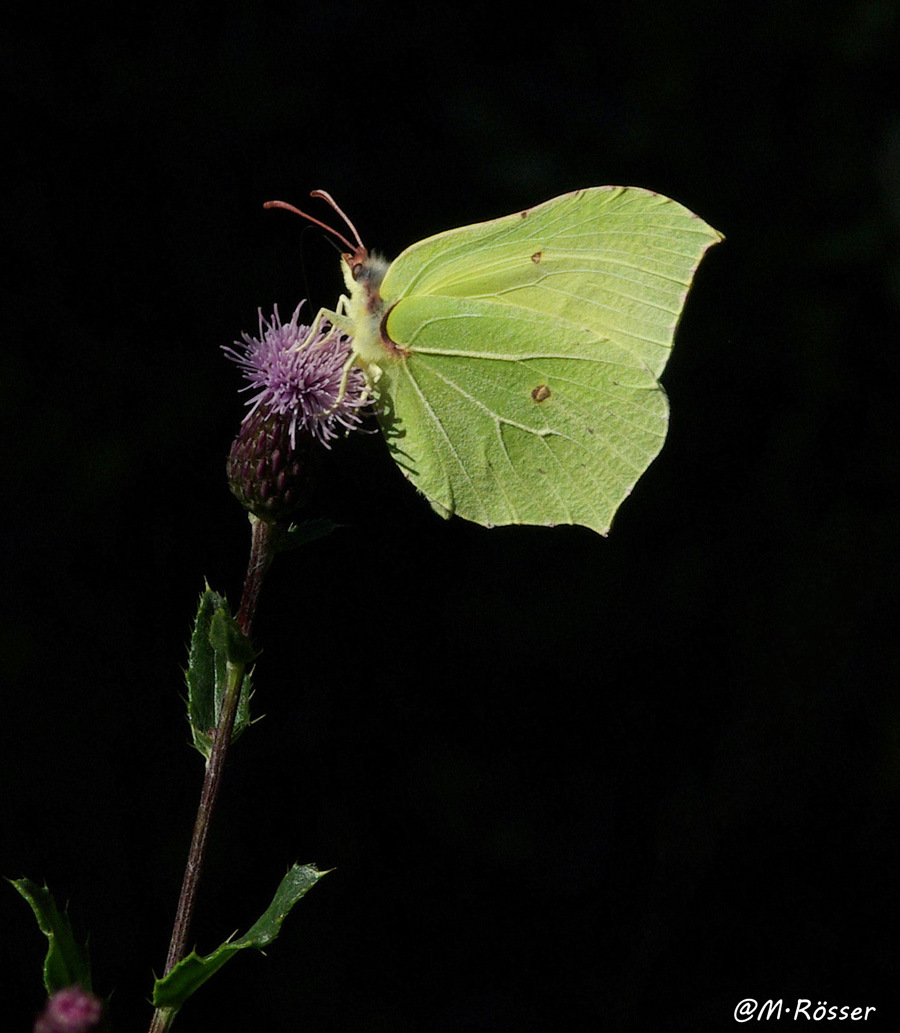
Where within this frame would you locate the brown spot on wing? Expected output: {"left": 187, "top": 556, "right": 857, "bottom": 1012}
{"left": 531, "top": 384, "right": 551, "bottom": 403}
{"left": 531, "top": 251, "right": 542, "bottom": 263}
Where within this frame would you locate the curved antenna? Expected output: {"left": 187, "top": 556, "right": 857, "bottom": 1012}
{"left": 262, "top": 199, "right": 358, "bottom": 254}
{"left": 309, "top": 190, "right": 365, "bottom": 251}
{"left": 262, "top": 191, "right": 366, "bottom": 255}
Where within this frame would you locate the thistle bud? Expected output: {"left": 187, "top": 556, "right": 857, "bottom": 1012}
{"left": 227, "top": 405, "right": 317, "bottom": 522}
{"left": 224, "top": 303, "right": 370, "bottom": 522}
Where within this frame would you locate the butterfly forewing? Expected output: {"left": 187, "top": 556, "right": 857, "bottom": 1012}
{"left": 380, "top": 186, "right": 722, "bottom": 379}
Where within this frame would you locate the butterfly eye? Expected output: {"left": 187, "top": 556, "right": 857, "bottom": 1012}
{"left": 352, "top": 256, "right": 389, "bottom": 294}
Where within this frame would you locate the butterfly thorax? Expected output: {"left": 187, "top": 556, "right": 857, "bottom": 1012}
{"left": 343, "top": 250, "right": 405, "bottom": 368}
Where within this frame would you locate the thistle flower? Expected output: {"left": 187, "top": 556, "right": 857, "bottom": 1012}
{"left": 224, "top": 303, "right": 369, "bottom": 449}
{"left": 224, "top": 303, "right": 370, "bottom": 522}
{"left": 33, "top": 986, "right": 103, "bottom": 1033}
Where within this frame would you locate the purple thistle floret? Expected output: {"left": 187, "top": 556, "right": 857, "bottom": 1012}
{"left": 224, "top": 303, "right": 370, "bottom": 449}
{"left": 34, "top": 987, "right": 103, "bottom": 1033}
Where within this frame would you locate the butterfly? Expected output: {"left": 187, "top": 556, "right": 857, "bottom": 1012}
{"left": 265, "top": 187, "right": 721, "bottom": 535}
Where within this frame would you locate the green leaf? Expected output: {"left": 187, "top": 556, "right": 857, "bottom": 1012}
{"left": 275, "top": 517, "right": 340, "bottom": 552}
{"left": 152, "top": 863, "right": 327, "bottom": 1010}
{"left": 8, "top": 877, "right": 92, "bottom": 994}
{"left": 186, "top": 586, "right": 254, "bottom": 761}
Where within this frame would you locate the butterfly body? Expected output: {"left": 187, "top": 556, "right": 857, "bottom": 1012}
{"left": 336, "top": 251, "right": 394, "bottom": 366}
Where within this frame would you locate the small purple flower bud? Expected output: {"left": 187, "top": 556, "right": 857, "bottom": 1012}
{"left": 224, "top": 303, "right": 370, "bottom": 521}
{"left": 34, "top": 986, "right": 103, "bottom": 1033}
{"left": 227, "top": 405, "right": 318, "bottom": 522}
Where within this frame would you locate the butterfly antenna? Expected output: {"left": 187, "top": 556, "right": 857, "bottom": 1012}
{"left": 309, "top": 190, "right": 366, "bottom": 251}
{"left": 262, "top": 199, "right": 357, "bottom": 254}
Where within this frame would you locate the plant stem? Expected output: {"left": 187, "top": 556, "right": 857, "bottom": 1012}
{"left": 148, "top": 516, "right": 275, "bottom": 1033}
{"left": 236, "top": 515, "right": 275, "bottom": 636}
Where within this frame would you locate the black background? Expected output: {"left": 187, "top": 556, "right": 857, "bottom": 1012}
{"left": 4, "top": 2, "right": 900, "bottom": 1030}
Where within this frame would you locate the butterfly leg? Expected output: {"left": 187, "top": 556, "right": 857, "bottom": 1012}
{"left": 304, "top": 291, "right": 354, "bottom": 336}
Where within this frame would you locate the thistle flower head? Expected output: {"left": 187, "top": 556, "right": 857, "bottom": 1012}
{"left": 224, "top": 302, "right": 371, "bottom": 522}
{"left": 34, "top": 987, "right": 103, "bottom": 1033}
{"left": 223, "top": 302, "right": 370, "bottom": 449}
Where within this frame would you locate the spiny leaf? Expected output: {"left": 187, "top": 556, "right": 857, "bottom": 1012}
{"left": 8, "top": 877, "right": 92, "bottom": 994}
{"left": 152, "top": 863, "right": 327, "bottom": 1011}
{"left": 186, "top": 586, "right": 254, "bottom": 760}
{"left": 275, "top": 517, "right": 340, "bottom": 552}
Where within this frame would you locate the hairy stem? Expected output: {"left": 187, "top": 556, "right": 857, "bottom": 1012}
{"left": 148, "top": 517, "right": 275, "bottom": 1033}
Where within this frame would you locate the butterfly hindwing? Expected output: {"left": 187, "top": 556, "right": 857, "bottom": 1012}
{"left": 379, "top": 294, "right": 667, "bottom": 533}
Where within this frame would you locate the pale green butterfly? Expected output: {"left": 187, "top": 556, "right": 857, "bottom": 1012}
{"left": 265, "top": 187, "right": 722, "bottom": 535}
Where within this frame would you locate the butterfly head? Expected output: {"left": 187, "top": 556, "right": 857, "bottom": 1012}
{"left": 263, "top": 192, "right": 403, "bottom": 368}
